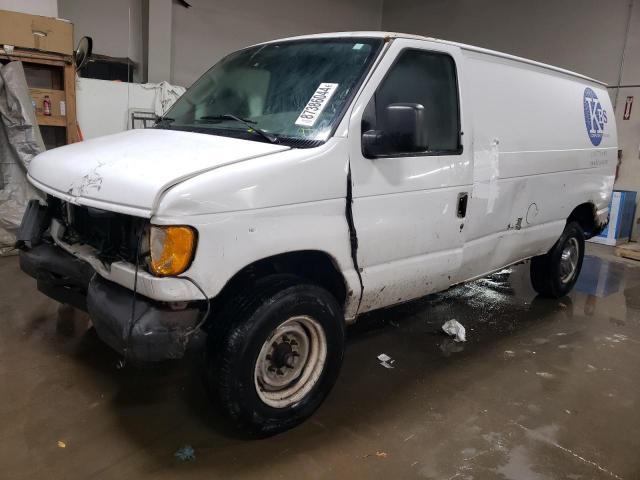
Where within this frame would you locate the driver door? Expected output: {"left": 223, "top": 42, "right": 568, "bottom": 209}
{"left": 347, "top": 38, "right": 473, "bottom": 314}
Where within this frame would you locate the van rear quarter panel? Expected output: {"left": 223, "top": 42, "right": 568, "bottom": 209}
{"left": 458, "top": 49, "right": 617, "bottom": 280}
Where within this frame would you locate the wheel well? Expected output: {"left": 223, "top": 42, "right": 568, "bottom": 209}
{"left": 568, "top": 203, "right": 598, "bottom": 238}
{"left": 209, "top": 251, "right": 349, "bottom": 318}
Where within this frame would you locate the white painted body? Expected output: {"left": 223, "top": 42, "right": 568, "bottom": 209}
{"left": 27, "top": 32, "right": 617, "bottom": 320}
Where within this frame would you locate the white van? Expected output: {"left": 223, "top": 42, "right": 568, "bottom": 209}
{"left": 18, "top": 32, "right": 616, "bottom": 435}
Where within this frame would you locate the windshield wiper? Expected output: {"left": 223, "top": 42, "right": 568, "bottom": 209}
{"left": 198, "top": 114, "right": 278, "bottom": 144}
{"left": 155, "top": 116, "right": 175, "bottom": 126}
{"left": 199, "top": 115, "right": 256, "bottom": 124}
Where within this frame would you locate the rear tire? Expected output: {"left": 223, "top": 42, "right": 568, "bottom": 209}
{"left": 530, "top": 221, "right": 585, "bottom": 298}
{"left": 206, "top": 274, "right": 345, "bottom": 437}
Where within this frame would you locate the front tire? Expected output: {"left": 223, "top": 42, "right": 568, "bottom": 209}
{"left": 530, "top": 221, "right": 585, "bottom": 298}
{"left": 206, "top": 275, "right": 345, "bottom": 437}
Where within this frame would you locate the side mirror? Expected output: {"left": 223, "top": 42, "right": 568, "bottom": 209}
{"left": 385, "top": 103, "right": 427, "bottom": 152}
{"left": 74, "top": 36, "right": 93, "bottom": 71}
{"left": 362, "top": 102, "right": 427, "bottom": 157}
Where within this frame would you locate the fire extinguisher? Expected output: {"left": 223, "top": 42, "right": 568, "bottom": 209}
{"left": 43, "top": 95, "right": 51, "bottom": 116}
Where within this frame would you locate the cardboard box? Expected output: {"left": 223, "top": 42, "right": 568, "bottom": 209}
{"left": 0, "top": 9, "right": 73, "bottom": 55}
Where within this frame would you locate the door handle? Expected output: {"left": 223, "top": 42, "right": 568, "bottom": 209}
{"left": 457, "top": 192, "right": 468, "bottom": 218}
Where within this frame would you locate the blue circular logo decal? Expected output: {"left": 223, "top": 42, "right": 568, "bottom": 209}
{"left": 583, "top": 87, "right": 607, "bottom": 146}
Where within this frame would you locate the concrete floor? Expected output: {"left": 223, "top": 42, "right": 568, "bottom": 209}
{"left": 2, "top": 243, "right": 640, "bottom": 479}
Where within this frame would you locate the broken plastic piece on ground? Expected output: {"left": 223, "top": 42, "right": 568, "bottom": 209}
{"left": 377, "top": 353, "right": 395, "bottom": 369}
{"left": 174, "top": 444, "right": 196, "bottom": 461}
{"left": 442, "top": 319, "right": 466, "bottom": 342}
{"left": 57, "top": 440, "right": 66, "bottom": 448}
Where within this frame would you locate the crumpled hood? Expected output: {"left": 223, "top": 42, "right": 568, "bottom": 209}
{"left": 28, "top": 129, "right": 289, "bottom": 217}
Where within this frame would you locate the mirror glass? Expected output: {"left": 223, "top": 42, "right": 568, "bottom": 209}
{"left": 75, "top": 36, "right": 93, "bottom": 71}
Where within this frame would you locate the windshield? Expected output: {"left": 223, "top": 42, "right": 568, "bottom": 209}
{"left": 160, "top": 38, "right": 383, "bottom": 147}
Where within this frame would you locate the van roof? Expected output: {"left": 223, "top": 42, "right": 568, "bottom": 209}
{"left": 254, "top": 31, "right": 607, "bottom": 87}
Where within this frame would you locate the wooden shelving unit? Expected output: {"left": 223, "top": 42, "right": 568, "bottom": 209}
{"left": 0, "top": 47, "right": 79, "bottom": 148}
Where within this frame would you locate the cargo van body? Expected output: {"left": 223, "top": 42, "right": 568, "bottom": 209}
{"left": 18, "top": 32, "right": 616, "bottom": 435}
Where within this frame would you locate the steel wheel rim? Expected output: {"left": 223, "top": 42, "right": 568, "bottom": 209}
{"left": 254, "top": 315, "right": 327, "bottom": 408}
{"left": 560, "top": 237, "right": 580, "bottom": 284}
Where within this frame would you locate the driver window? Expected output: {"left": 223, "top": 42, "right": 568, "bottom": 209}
{"left": 362, "top": 49, "right": 461, "bottom": 154}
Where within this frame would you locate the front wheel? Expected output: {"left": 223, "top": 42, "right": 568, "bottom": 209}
{"left": 206, "top": 275, "right": 345, "bottom": 437}
{"left": 530, "top": 221, "right": 585, "bottom": 298}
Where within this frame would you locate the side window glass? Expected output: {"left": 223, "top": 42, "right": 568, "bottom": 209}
{"left": 362, "top": 49, "right": 461, "bottom": 156}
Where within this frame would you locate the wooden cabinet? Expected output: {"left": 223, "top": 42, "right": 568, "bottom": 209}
{"left": 1, "top": 47, "right": 79, "bottom": 149}
{"left": 0, "top": 10, "right": 78, "bottom": 149}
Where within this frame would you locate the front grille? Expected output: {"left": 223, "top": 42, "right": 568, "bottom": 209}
{"left": 50, "top": 196, "right": 147, "bottom": 264}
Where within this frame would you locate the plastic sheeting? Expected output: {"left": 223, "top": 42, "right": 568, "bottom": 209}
{"left": 0, "top": 61, "right": 45, "bottom": 255}
{"left": 139, "top": 80, "right": 186, "bottom": 117}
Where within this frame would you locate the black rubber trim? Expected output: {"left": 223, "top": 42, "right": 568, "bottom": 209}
{"left": 87, "top": 276, "right": 201, "bottom": 361}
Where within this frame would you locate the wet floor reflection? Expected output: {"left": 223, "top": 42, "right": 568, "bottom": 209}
{"left": 2, "top": 249, "right": 640, "bottom": 479}
{"left": 575, "top": 255, "right": 625, "bottom": 297}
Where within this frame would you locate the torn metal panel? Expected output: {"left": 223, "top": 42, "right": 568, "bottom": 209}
{"left": 345, "top": 161, "right": 364, "bottom": 315}
{"left": 472, "top": 138, "right": 500, "bottom": 214}
{"left": 0, "top": 61, "right": 45, "bottom": 255}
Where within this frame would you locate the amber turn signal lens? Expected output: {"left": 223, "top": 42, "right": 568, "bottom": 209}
{"left": 149, "top": 226, "right": 196, "bottom": 276}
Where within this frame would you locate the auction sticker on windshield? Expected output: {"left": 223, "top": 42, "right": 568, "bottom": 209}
{"left": 295, "top": 83, "right": 339, "bottom": 127}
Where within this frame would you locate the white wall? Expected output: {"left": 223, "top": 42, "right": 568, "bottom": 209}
{"left": 0, "top": 0, "right": 57, "bottom": 17}
{"left": 147, "top": 0, "right": 171, "bottom": 83}
{"left": 56, "top": 0, "right": 383, "bottom": 86}
{"left": 611, "top": 0, "right": 640, "bottom": 231}
{"left": 57, "top": 0, "right": 143, "bottom": 81}
{"left": 75, "top": 78, "right": 157, "bottom": 139}
{"left": 382, "top": 0, "right": 632, "bottom": 85}
{"left": 383, "top": 0, "right": 640, "bottom": 238}
{"left": 170, "top": 0, "right": 383, "bottom": 87}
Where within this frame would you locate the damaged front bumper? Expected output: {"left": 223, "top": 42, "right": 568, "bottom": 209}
{"left": 19, "top": 243, "right": 203, "bottom": 361}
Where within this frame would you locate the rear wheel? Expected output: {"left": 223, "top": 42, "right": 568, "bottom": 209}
{"left": 206, "top": 274, "right": 345, "bottom": 437}
{"left": 530, "top": 221, "right": 585, "bottom": 298}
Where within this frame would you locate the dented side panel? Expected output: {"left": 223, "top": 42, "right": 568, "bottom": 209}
{"left": 458, "top": 48, "right": 617, "bottom": 281}
{"left": 154, "top": 139, "right": 361, "bottom": 319}
{"left": 154, "top": 199, "right": 362, "bottom": 319}
{"left": 345, "top": 39, "right": 474, "bottom": 314}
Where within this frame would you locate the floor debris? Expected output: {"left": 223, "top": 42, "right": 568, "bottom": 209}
{"left": 57, "top": 441, "right": 66, "bottom": 449}
{"left": 375, "top": 451, "right": 388, "bottom": 458}
{"left": 377, "top": 353, "right": 395, "bottom": 368}
{"left": 442, "top": 319, "right": 466, "bottom": 342}
{"left": 174, "top": 444, "right": 196, "bottom": 461}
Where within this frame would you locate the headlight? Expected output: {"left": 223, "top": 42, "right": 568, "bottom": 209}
{"left": 149, "top": 225, "right": 196, "bottom": 276}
